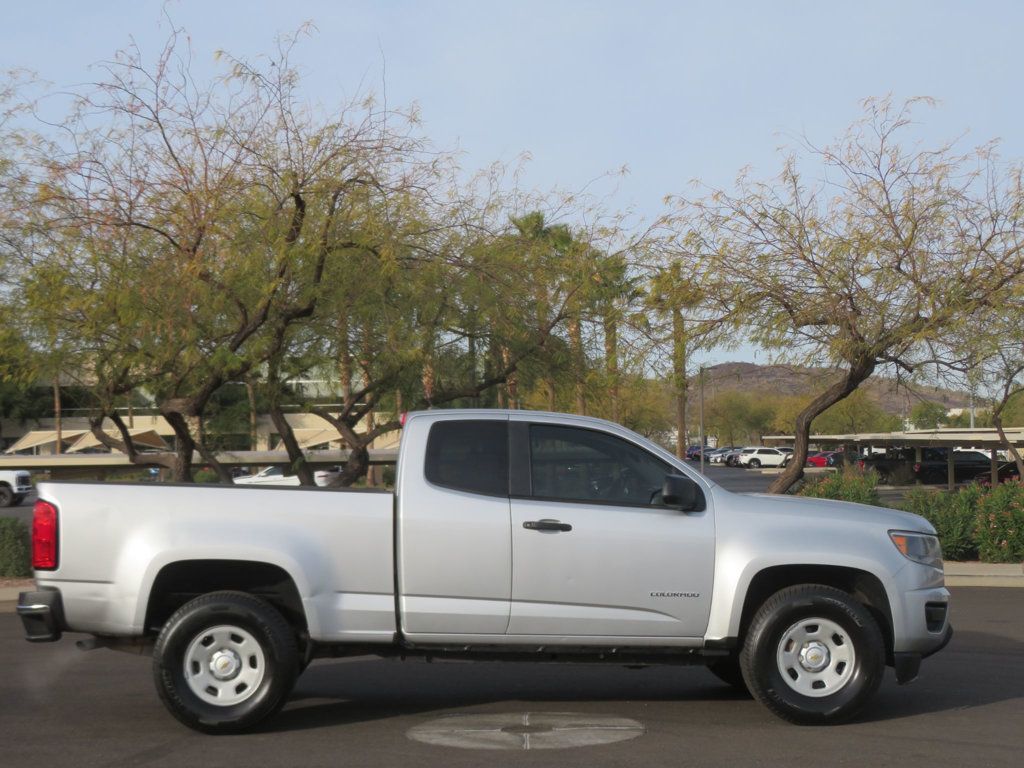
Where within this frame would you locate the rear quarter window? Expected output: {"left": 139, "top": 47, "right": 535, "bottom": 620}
{"left": 424, "top": 420, "right": 509, "bottom": 497}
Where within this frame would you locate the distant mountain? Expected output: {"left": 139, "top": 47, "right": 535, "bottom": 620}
{"left": 694, "top": 362, "right": 970, "bottom": 416}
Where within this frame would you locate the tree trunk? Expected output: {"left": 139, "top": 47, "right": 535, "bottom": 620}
{"left": 53, "top": 379, "right": 62, "bottom": 455}
{"left": 766, "top": 358, "right": 876, "bottom": 494}
{"left": 161, "top": 409, "right": 197, "bottom": 482}
{"left": 268, "top": 404, "right": 316, "bottom": 486}
{"left": 502, "top": 346, "right": 518, "bottom": 408}
{"left": 569, "top": 315, "right": 585, "bottom": 414}
{"left": 672, "top": 308, "right": 688, "bottom": 458}
{"left": 992, "top": 401, "right": 1024, "bottom": 478}
{"left": 339, "top": 308, "right": 352, "bottom": 404}
{"left": 246, "top": 380, "right": 258, "bottom": 450}
{"left": 604, "top": 308, "right": 619, "bottom": 422}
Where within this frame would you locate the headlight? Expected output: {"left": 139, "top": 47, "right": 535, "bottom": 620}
{"left": 889, "top": 530, "right": 943, "bottom": 569}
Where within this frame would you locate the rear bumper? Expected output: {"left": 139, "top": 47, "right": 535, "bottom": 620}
{"left": 17, "top": 589, "right": 66, "bottom": 642}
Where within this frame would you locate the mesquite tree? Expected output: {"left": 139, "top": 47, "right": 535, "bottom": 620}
{"left": 675, "top": 99, "right": 1024, "bottom": 492}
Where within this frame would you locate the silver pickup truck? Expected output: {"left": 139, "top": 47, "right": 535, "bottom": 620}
{"left": 18, "top": 410, "right": 952, "bottom": 732}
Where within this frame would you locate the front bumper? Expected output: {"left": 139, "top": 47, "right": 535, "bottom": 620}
{"left": 893, "top": 623, "right": 953, "bottom": 683}
{"left": 17, "top": 589, "right": 66, "bottom": 642}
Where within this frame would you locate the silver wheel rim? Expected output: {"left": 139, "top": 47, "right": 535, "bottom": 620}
{"left": 183, "top": 625, "right": 266, "bottom": 707}
{"left": 775, "top": 617, "right": 856, "bottom": 698}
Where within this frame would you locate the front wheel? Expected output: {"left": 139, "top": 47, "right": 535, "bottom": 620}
{"left": 152, "top": 591, "right": 299, "bottom": 733}
{"left": 0, "top": 486, "right": 12, "bottom": 508}
{"left": 740, "top": 584, "right": 885, "bottom": 725}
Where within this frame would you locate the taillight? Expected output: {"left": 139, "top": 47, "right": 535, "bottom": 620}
{"left": 32, "top": 500, "right": 58, "bottom": 570}
{"left": 857, "top": 459, "right": 865, "bottom": 469}
{"left": 399, "top": 412, "right": 408, "bottom": 426}
{"left": 913, "top": 463, "right": 922, "bottom": 473}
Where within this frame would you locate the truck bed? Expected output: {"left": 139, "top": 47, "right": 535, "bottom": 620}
{"left": 34, "top": 481, "right": 397, "bottom": 642}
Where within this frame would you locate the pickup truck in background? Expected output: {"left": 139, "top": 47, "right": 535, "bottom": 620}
{"left": 859, "top": 447, "right": 992, "bottom": 484}
{"left": 0, "top": 469, "right": 32, "bottom": 507}
{"left": 18, "top": 410, "right": 952, "bottom": 732}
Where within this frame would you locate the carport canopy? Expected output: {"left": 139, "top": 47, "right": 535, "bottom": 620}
{"left": 762, "top": 427, "right": 1024, "bottom": 490}
{"left": 3, "top": 429, "right": 87, "bottom": 454}
{"left": 66, "top": 428, "right": 169, "bottom": 453}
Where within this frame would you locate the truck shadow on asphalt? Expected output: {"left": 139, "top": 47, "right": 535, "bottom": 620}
{"left": 267, "top": 629, "right": 1022, "bottom": 733}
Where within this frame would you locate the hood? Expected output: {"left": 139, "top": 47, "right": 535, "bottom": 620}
{"left": 738, "top": 492, "right": 936, "bottom": 534}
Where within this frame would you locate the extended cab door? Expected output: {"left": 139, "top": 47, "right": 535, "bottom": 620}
{"left": 507, "top": 419, "right": 715, "bottom": 640}
{"left": 396, "top": 416, "right": 512, "bottom": 635}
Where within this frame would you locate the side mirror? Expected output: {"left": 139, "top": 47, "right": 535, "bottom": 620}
{"left": 662, "top": 473, "right": 703, "bottom": 512}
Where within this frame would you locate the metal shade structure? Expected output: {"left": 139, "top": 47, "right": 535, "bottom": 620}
{"left": 66, "top": 428, "right": 169, "bottom": 453}
{"left": 3, "top": 429, "right": 87, "bottom": 454}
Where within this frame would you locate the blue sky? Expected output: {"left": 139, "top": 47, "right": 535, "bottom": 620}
{"left": 4, "top": 0, "right": 1022, "bottom": 365}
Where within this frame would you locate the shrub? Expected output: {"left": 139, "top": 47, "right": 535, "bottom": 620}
{"left": 0, "top": 518, "right": 31, "bottom": 578}
{"left": 973, "top": 482, "right": 1024, "bottom": 563}
{"left": 796, "top": 467, "right": 879, "bottom": 506}
{"left": 901, "top": 487, "right": 979, "bottom": 561}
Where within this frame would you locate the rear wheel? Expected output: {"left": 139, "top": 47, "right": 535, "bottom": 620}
{"left": 152, "top": 591, "right": 299, "bottom": 733}
{"left": 740, "top": 584, "right": 885, "bottom": 724}
{"left": 748, "top": 459, "right": 761, "bottom": 468}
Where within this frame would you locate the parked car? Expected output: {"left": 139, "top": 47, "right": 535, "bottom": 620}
{"left": 18, "top": 409, "right": 950, "bottom": 732}
{"left": 313, "top": 466, "right": 344, "bottom": 486}
{"left": 912, "top": 449, "right": 994, "bottom": 485}
{"left": 972, "top": 462, "right": 1022, "bottom": 485}
{"left": 806, "top": 451, "right": 844, "bottom": 468}
{"left": 232, "top": 466, "right": 300, "bottom": 487}
{"left": 723, "top": 448, "right": 745, "bottom": 467}
{"left": 233, "top": 466, "right": 341, "bottom": 488}
{"left": 708, "top": 447, "right": 740, "bottom": 464}
{"left": 685, "top": 444, "right": 712, "bottom": 461}
{"left": 860, "top": 447, "right": 994, "bottom": 485}
{"left": 738, "top": 447, "right": 789, "bottom": 468}
{"left": 0, "top": 469, "right": 32, "bottom": 507}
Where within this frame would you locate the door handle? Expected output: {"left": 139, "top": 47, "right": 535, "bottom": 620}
{"left": 523, "top": 519, "right": 573, "bottom": 532}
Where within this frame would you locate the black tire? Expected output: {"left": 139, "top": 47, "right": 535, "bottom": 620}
{"left": 152, "top": 591, "right": 299, "bottom": 734}
{"left": 708, "top": 655, "right": 750, "bottom": 695}
{"left": 12, "top": 494, "right": 26, "bottom": 506}
{"left": 749, "top": 459, "right": 761, "bottom": 469}
{"left": 739, "top": 584, "right": 885, "bottom": 725}
{"left": 0, "top": 485, "right": 12, "bottom": 508}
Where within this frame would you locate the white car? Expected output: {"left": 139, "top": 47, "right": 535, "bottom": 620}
{"left": 233, "top": 466, "right": 342, "bottom": 487}
{"left": 738, "top": 447, "right": 789, "bottom": 468}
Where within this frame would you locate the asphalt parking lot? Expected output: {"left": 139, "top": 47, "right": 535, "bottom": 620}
{"left": 1, "top": 587, "right": 1021, "bottom": 767}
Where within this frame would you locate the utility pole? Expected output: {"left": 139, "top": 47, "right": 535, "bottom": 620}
{"left": 699, "top": 365, "right": 706, "bottom": 475}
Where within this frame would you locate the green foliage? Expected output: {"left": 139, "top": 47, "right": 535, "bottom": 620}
{"left": 900, "top": 482, "right": 1024, "bottom": 562}
{"left": 909, "top": 401, "right": 948, "bottom": 429}
{"left": 706, "top": 391, "right": 775, "bottom": 446}
{"left": 812, "top": 389, "right": 903, "bottom": 434}
{"left": 901, "top": 487, "right": 980, "bottom": 561}
{"left": 945, "top": 408, "right": 993, "bottom": 428}
{"left": 974, "top": 482, "right": 1024, "bottom": 563}
{"left": 796, "top": 467, "right": 879, "bottom": 505}
{"left": 0, "top": 518, "right": 30, "bottom": 577}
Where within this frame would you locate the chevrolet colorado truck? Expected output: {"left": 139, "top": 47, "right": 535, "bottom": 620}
{"left": 18, "top": 410, "right": 952, "bottom": 732}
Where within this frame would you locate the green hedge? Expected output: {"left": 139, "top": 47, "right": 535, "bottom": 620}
{"left": 902, "top": 482, "right": 1024, "bottom": 563}
{"left": 796, "top": 468, "right": 880, "bottom": 506}
{"left": 0, "top": 518, "right": 31, "bottom": 577}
